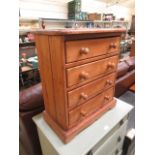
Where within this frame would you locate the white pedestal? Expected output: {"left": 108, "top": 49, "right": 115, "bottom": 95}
{"left": 33, "top": 99, "right": 133, "bottom": 155}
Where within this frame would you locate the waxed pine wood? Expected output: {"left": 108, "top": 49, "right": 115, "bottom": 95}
{"left": 66, "top": 37, "right": 120, "bottom": 63}
{"left": 68, "top": 87, "right": 114, "bottom": 128}
{"left": 34, "top": 28, "right": 125, "bottom": 143}
{"left": 35, "top": 35, "right": 56, "bottom": 120}
{"left": 67, "top": 73, "right": 116, "bottom": 109}
{"left": 66, "top": 55, "right": 118, "bottom": 87}
{"left": 48, "top": 36, "right": 68, "bottom": 129}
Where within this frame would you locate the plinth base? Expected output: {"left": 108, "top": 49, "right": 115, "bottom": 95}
{"left": 43, "top": 99, "right": 116, "bottom": 143}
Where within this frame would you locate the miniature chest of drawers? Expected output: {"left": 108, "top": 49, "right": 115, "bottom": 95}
{"left": 34, "top": 28, "right": 125, "bottom": 143}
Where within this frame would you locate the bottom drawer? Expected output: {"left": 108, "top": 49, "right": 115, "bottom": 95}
{"left": 69, "top": 87, "right": 114, "bottom": 127}
{"left": 92, "top": 120, "right": 128, "bottom": 155}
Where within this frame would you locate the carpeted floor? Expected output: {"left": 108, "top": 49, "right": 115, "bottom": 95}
{"left": 119, "top": 90, "right": 135, "bottom": 130}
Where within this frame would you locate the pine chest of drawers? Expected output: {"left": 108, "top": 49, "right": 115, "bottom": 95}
{"left": 34, "top": 28, "right": 125, "bottom": 143}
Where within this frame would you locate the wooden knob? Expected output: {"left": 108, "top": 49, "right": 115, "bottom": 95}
{"left": 80, "top": 47, "right": 90, "bottom": 54}
{"left": 80, "top": 110, "right": 86, "bottom": 117}
{"left": 104, "top": 95, "right": 110, "bottom": 100}
{"left": 106, "top": 80, "right": 113, "bottom": 85}
{"left": 107, "top": 62, "right": 115, "bottom": 69}
{"left": 79, "top": 71, "right": 89, "bottom": 80}
{"left": 80, "top": 92, "right": 88, "bottom": 100}
{"left": 109, "top": 43, "right": 117, "bottom": 48}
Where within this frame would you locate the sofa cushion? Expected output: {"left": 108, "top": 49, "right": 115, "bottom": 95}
{"left": 125, "top": 57, "right": 135, "bottom": 71}
{"left": 19, "top": 83, "right": 44, "bottom": 112}
{"left": 117, "top": 61, "right": 129, "bottom": 78}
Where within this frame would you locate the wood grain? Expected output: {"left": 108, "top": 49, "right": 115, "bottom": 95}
{"left": 33, "top": 28, "right": 126, "bottom": 36}
{"left": 43, "top": 98, "right": 116, "bottom": 143}
{"left": 68, "top": 87, "right": 114, "bottom": 127}
{"left": 48, "top": 36, "right": 68, "bottom": 130}
{"left": 65, "top": 52, "right": 118, "bottom": 69}
{"left": 67, "top": 73, "right": 116, "bottom": 109}
{"left": 66, "top": 37, "right": 120, "bottom": 63}
{"left": 67, "top": 55, "right": 118, "bottom": 87}
{"left": 34, "top": 34, "right": 56, "bottom": 120}
{"left": 64, "top": 32, "right": 123, "bottom": 41}
{"left": 34, "top": 29, "right": 124, "bottom": 143}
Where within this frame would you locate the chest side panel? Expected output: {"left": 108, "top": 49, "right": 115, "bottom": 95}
{"left": 49, "top": 36, "right": 68, "bottom": 130}
{"left": 35, "top": 34, "right": 56, "bottom": 120}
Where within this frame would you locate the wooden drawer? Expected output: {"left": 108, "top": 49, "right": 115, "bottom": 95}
{"left": 67, "top": 73, "right": 116, "bottom": 109}
{"left": 67, "top": 55, "right": 118, "bottom": 87}
{"left": 68, "top": 87, "right": 114, "bottom": 127}
{"left": 66, "top": 37, "right": 120, "bottom": 63}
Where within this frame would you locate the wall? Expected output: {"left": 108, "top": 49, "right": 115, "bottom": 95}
{"left": 19, "top": 0, "right": 134, "bottom": 29}
{"left": 19, "top": 0, "right": 68, "bottom": 19}
{"left": 82, "top": 0, "right": 133, "bottom": 26}
{"left": 81, "top": 0, "right": 106, "bottom": 13}
{"left": 20, "top": 0, "right": 133, "bottom": 20}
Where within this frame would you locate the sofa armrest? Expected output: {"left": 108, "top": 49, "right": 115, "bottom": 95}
{"left": 115, "top": 70, "right": 135, "bottom": 97}
{"left": 19, "top": 83, "right": 44, "bottom": 112}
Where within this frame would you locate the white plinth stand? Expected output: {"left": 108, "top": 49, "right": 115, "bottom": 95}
{"left": 33, "top": 99, "right": 133, "bottom": 155}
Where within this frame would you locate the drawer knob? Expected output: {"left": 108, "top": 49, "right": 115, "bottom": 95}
{"left": 106, "top": 80, "right": 113, "bottom": 85}
{"left": 80, "top": 92, "right": 88, "bottom": 100}
{"left": 107, "top": 62, "right": 115, "bottom": 69}
{"left": 79, "top": 71, "right": 89, "bottom": 80}
{"left": 80, "top": 110, "right": 86, "bottom": 117}
{"left": 104, "top": 95, "right": 110, "bottom": 100}
{"left": 109, "top": 43, "right": 117, "bottom": 48}
{"left": 80, "top": 47, "right": 90, "bottom": 55}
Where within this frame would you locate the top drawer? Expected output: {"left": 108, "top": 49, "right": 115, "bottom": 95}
{"left": 66, "top": 37, "right": 120, "bottom": 63}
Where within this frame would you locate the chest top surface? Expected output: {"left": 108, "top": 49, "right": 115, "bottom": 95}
{"left": 33, "top": 28, "right": 126, "bottom": 36}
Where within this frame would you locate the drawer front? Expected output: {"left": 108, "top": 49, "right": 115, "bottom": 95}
{"left": 67, "top": 73, "right": 116, "bottom": 109}
{"left": 66, "top": 37, "right": 120, "bottom": 63}
{"left": 68, "top": 87, "right": 114, "bottom": 127}
{"left": 67, "top": 55, "right": 118, "bottom": 87}
{"left": 92, "top": 121, "right": 128, "bottom": 155}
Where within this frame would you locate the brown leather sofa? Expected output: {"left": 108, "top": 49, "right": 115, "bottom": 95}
{"left": 19, "top": 83, "right": 44, "bottom": 155}
{"left": 19, "top": 56, "right": 135, "bottom": 155}
{"left": 115, "top": 56, "right": 135, "bottom": 97}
